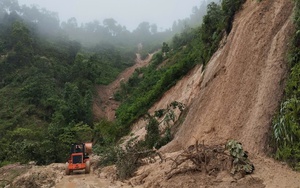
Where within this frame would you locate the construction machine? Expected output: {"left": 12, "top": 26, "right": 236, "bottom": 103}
{"left": 65, "top": 142, "right": 92, "bottom": 175}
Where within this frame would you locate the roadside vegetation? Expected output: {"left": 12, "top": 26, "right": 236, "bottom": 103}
{"left": 271, "top": 0, "right": 300, "bottom": 170}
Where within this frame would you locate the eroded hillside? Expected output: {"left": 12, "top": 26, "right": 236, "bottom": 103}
{"left": 126, "top": 0, "right": 300, "bottom": 187}
{"left": 93, "top": 54, "right": 154, "bottom": 121}
{"left": 129, "top": 0, "right": 293, "bottom": 155}
{"left": 163, "top": 0, "right": 293, "bottom": 154}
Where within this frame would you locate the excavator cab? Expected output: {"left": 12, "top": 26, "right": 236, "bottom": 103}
{"left": 65, "top": 142, "right": 92, "bottom": 175}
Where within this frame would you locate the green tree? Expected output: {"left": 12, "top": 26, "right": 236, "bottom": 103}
{"left": 162, "top": 42, "right": 170, "bottom": 54}
{"left": 10, "top": 21, "right": 34, "bottom": 66}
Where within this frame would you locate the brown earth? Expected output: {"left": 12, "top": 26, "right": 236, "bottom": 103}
{"left": 163, "top": 0, "right": 294, "bottom": 155}
{"left": 2, "top": 0, "right": 300, "bottom": 187}
{"left": 3, "top": 163, "right": 65, "bottom": 188}
{"left": 93, "top": 53, "right": 154, "bottom": 121}
{"left": 127, "top": 0, "right": 300, "bottom": 187}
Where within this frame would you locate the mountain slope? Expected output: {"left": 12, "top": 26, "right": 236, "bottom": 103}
{"left": 124, "top": 0, "right": 300, "bottom": 187}
{"left": 93, "top": 53, "right": 154, "bottom": 121}
{"left": 163, "top": 0, "right": 293, "bottom": 154}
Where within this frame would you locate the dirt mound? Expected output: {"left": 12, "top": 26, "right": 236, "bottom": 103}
{"left": 7, "top": 163, "right": 65, "bottom": 188}
{"left": 127, "top": 150, "right": 263, "bottom": 188}
{"left": 0, "top": 163, "right": 29, "bottom": 187}
{"left": 93, "top": 53, "right": 154, "bottom": 121}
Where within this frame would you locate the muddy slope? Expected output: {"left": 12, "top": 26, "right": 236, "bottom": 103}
{"left": 126, "top": 1, "right": 299, "bottom": 187}
{"left": 163, "top": 0, "right": 294, "bottom": 155}
{"left": 93, "top": 54, "right": 154, "bottom": 121}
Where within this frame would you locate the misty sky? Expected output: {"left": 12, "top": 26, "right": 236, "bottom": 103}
{"left": 18, "top": 0, "right": 206, "bottom": 31}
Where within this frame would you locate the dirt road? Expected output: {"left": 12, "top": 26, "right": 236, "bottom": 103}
{"left": 55, "top": 172, "right": 113, "bottom": 188}
{"left": 55, "top": 167, "right": 136, "bottom": 188}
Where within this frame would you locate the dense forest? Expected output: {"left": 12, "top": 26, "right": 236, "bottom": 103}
{"left": 0, "top": 0, "right": 220, "bottom": 166}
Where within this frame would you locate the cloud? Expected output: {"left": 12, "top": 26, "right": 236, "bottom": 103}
{"left": 18, "top": 0, "right": 204, "bottom": 31}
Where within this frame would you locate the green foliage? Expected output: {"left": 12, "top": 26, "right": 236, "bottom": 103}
{"left": 270, "top": 0, "right": 300, "bottom": 169}
{"left": 200, "top": 2, "right": 224, "bottom": 64}
{"left": 95, "top": 137, "right": 146, "bottom": 180}
{"left": 221, "top": 0, "right": 246, "bottom": 34}
{"left": 144, "top": 116, "right": 160, "bottom": 148}
{"left": 93, "top": 119, "right": 119, "bottom": 145}
{"left": 115, "top": 139, "right": 143, "bottom": 180}
{"left": 90, "top": 120, "right": 121, "bottom": 167}
{"left": 115, "top": 47, "right": 197, "bottom": 136}
{"left": 109, "top": 137, "right": 156, "bottom": 180}
{"left": 0, "top": 8, "right": 135, "bottom": 165}
{"left": 162, "top": 42, "right": 170, "bottom": 54}
{"left": 114, "top": 0, "right": 246, "bottom": 139}
{"left": 226, "top": 140, "right": 254, "bottom": 174}
{"left": 143, "top": 101, "right": 185, "bottom": 149}
{"left": 95, "top": 101, "right": 184, "bottom": 180}
{"left": 94, "top": 144, "right": 120, "bottom": 167}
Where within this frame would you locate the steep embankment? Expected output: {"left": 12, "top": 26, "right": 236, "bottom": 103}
{"left": 130, "top": 0, "right": 293, "bottom": 154}
{"left": 163, "top": 0, "right": 293, "bottom": 154}
{"left": 126, "top": 0, "right": 300, "bottom": 187}
{"left": 93, "top": 53, "right": 154, "bottom": 121}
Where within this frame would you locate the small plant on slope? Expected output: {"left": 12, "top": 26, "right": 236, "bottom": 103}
{"left": 226, "top": 139, "right": 254, "bottom": 175}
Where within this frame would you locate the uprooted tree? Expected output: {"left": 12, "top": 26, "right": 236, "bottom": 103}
{"left": 166, "top": 139, "right": 254, "bottom": 179}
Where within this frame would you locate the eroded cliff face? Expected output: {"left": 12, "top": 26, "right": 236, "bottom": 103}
{"left": 120, "top": 1, "right": 299, "bottom": 187}
{"left": 159, "top": 0, "right": 294, "bottom": 154}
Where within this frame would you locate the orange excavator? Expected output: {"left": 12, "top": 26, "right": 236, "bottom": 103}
{"left": 65, "top": 142, "right": 92, "bottom": 175}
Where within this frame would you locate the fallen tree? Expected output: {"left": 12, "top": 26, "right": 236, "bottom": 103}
{"left": 165, "top": 140, "right": 254, "bottom": 179}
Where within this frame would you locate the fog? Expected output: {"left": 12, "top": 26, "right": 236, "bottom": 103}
{"left": 18, "top": 0, "right": 207, "bottom": 31}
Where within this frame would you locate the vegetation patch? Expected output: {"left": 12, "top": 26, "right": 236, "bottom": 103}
{"left": 271, "top": 0, "right": 300, "bottom": 169}
{"left": 96, "top": 101, "right": 184, "bottom": 180}
{"left": 114, "top": 0, "right": 247, "bottom": 140}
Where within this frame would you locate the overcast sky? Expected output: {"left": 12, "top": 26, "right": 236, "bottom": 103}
{"left": 17, "top": 0, "right": 206, "bottom": 31}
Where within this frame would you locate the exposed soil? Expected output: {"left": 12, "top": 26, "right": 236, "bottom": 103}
{"left": 93, "top": 53, "right": 154, "bottom": 121}
{"left": 165, "top": 0, "right": 295, "bottom": 155}
{"left": 126, "top": 0, "right": 300, "bottom": 187}
{"left": 4, "top": 163, "right": 65, "bottom": 188}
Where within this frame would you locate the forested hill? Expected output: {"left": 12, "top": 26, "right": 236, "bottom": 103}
{"left": 0, "top": 0, "right": 216, "bottom": 165}
{"left": 0, "top": 5, "right": 135, "bottom": 165}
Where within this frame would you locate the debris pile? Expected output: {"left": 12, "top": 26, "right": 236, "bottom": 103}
{"left": 166, "top": 140, "right": 254, "bottom": 180}
{"left": 7, "top": 163, "right": 65, "bottom": 188}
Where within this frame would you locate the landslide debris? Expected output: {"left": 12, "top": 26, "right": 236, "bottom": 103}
{"left": 6, "top": 163, "right": 64, "bottom": 188}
